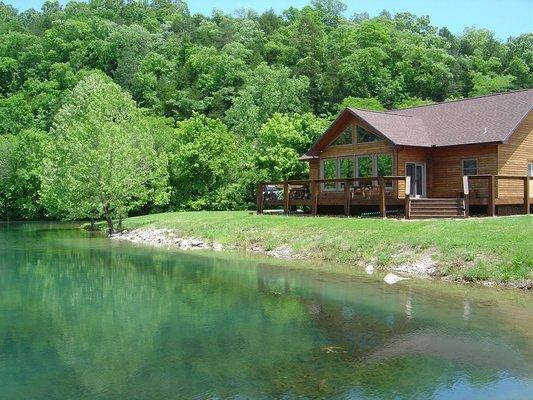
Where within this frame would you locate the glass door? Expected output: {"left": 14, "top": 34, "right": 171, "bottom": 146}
{"left": 406, "top": 162, "right": 426, "bottom": 198}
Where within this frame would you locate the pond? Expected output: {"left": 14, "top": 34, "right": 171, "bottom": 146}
{"left": 0, "top": 223, "right": 532, "bottom": 399}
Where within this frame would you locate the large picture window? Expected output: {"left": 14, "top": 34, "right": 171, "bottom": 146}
{"left": 322, "top": 159, "right": 337, "bottom": 190}
{"left": 320, "top": 154, "right": 394, "bottom": 191}
{"left": 339, "top": 157, "right": 354, "bottom": 189}
{"left": 377, "top": 154, "right": 393, "bottom": 189}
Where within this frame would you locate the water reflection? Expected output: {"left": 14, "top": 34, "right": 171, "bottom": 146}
{"left": 0, "top": 223, "right": 532, "bottom": 399}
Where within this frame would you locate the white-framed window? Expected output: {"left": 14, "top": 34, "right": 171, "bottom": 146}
{"left": 528, "top": 162, "right": 533, "bottom": 177}
{"left": 462, "top": 159, "right": 478, "bottom": 176}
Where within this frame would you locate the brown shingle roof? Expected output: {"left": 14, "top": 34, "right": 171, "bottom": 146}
{"left": 306, "top": 89, "right": 533, "bottom": 155}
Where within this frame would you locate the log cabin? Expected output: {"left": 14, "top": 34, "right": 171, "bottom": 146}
{"left": 257, "top": 89, "right": 533, "bottom": 218}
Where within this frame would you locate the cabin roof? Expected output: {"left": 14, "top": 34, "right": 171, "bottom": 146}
{"left": 305, "top": 89, "right": 533, "bottom": 156}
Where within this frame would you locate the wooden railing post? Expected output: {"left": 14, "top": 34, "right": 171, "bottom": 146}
{"left": 405, "top": 176, "right": 411, "bottom": 219}
{"left": 379, "top": 177, "right": 386, "bottom": 218}
{"left": 256, "top": 182, "right": 264, "bottom": 214}
{"left": 311, "top": 180, "right": 318, "bottom": 216}
{"left": 488, "top": 175, "right": 496, "bottom": 217}
{"left": 344, "top": 179, "right": 351, "bottom": 216}
{"left": 524, "top": 176, "right": 530, "bottom": 214}
{"left": 283, "top": 182, "right": 289, "bottom": 215}
{"left": 462, "top": 175, "right": 470, "bottom": 218}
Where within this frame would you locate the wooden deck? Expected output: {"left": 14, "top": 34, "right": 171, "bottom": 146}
{"left": 257, "top": 175, "right": 532, "bottom": 219}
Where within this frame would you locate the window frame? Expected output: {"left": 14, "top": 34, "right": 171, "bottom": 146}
{"left": 321, "top": 158, "right": 338, "bottom": 191}
{"left": 329, "top": 125, "right": 354, "bottom": 146}
{"left": 320, "top": 153, "right": 395, "bottom": 191}
{"left": 462, "top": 158, "right": 478, "bottom": 176}
{"left": 355, "top": 125, "right": 383, "bottom": 144}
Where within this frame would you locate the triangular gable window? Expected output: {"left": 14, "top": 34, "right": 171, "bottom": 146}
{"left": 356, "top": 126, "right": 382, "bottom": 143}
{"left": 330, "top": 126, "right": 353, "bottom": 146}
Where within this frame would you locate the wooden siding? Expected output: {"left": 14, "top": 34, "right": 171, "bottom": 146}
{"left": 430, "top": 144, "right": 498, "bottom": 198}
{"left": 497, "top": 111, "right": 533, "bottom": 197}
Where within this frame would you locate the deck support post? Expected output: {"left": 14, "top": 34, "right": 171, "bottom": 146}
{"left": 344, "top": 179, "right": 351, "bottom": 216}
{"left": 283, "top": 182, "right": 289, "bottom": 215}
{"left": 462, "top": 176, "right": 469, "bottom": 218}
{"left": 379, "top": 177, "right": 386, "bottom": 218}
{"left": 488, "top": 175, "right": 496, "bottom": 217}
{"left": 311, "top": 180, "right": 318, "bottom": 216}
{"left": 524, "top": 176, "right": 530, "bottom": 214}
{"left": 256, "top": 182, "right": 264, "bottom": 214}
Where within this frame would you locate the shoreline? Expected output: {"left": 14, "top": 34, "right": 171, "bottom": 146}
{"left": 110, "top": 227, "right": 532, "bottom": 290}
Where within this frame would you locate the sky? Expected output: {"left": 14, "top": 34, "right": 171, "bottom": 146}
{"left": 4, "top": 0, "right": 533, "bottom": 40}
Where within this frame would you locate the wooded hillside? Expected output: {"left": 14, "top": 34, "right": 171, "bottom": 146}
{"left": 0, "top": 0, "right": 531, "bottom": 222}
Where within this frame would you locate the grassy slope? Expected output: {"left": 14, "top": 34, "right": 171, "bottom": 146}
{"left": 119, "top": 212, "right": 533, "bottom": 283}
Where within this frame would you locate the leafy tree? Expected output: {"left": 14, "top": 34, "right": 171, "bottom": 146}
{"left": 0, "top": 129, "right": 48, "bottom": 220}
{"left": 225, "top": 63, "right": 309, "bottom": 139}
{"left": 40, "top": 73, "right": 169, "bottom": 232}
{"left": 170, "top": 113, "right": 242, "bottom": 210}
{"left": 338, "top": 96, "right": 385, "bottom": 111}
{"left": 468, "top": 72, "right": 515, "bottom": 96}
{"left": 395, "top": 97, "right": 434, "bottom": 109}
{"left": 255, "top": 113, "right": 328, "bottom": 180}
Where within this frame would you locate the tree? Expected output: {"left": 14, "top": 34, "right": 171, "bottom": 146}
{"left": 40, "top": 73, "right": 169, "bottom": 233}
{"left": 338, "top": 96, "right": 385, "bottom": 111}
{"left": 225, "top": 63, "right": 309, "bottom": 139}
{"left": 0, "top": 129, "right": 48, "bottom": 220}
{"left": 255, "top": 113, "right": 328, "bottom": 180}
{"left": 169, "top": 113, "right": 241, "bottom": 210}
{"left": 468, "top": 72, "right": 515, "bottom": 96}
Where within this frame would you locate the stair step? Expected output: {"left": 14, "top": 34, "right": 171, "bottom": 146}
{"left": 410, "top": 215, "right": 464, "bottom": 219}
{"left": 411, "top": 211, "right": 464, "bottom": 216}
{"left": 411, "top": 206, "right": 465, "bottom": 212}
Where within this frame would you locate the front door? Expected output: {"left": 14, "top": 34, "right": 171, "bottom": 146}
{"left": 406, "top": 162, "right": 426, "bottom": 198}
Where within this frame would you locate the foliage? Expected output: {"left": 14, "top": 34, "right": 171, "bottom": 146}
{"left": 338, "top": 96, "right": 385, "bottom": 111}
{"left": 0, "top": 0, "right": 531, "bottom": 220}
{"left": 40, "top": 73, "right": 169, "bottom": 232}
{"left": 170, "top": 113, "right": 242, "bottom": 210}
{"left": 0, "top": 129, "right": 49, "bottom": 220}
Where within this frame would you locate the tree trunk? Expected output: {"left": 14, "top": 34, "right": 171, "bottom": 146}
{"left": 90, "top": 218, "right": 95, "bottom": 231}
{"left": 117, "top": 218, "right": 123, "bottom": 231}
{"left": 103, "top": 203, "right": 114, "bottom": 235}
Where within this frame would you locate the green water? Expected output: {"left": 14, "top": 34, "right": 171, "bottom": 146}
{"left": 0, "top": 223, "right": 532, "bottom": 399}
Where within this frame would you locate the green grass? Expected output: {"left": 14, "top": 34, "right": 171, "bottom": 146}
{"left": 112, "top": 212, "right": 533, "bottom": 284}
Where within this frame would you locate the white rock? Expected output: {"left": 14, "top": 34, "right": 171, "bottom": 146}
{"left": 384, "top": 273, "right": 410, "bottom": 285}
{"left": 365, "top": 264, "right": 375, "bottom": 275}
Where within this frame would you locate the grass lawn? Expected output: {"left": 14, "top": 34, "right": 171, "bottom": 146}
{"left": 117, "top": 211, "right": 533, "bottom": 284}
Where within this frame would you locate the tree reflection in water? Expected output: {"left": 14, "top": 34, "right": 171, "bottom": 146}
{"left": 0, "top": 224, "right": 531, "bottom": 399}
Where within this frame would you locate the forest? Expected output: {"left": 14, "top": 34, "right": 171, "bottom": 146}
{"left": 0, "top": 0, "right": 531, "bottom": 228}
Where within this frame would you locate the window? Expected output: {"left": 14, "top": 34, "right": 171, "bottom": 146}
{"left": 357, "top": 155, "right": 373, "bottom": 177}
{"left": 339, "top": 157, "right": 354, "bottom": 189}
{"left": 528, "top": 162, "right": 533, "bottom": 177}
{"left": 462, "top": 159, "right": 478, "bottom": 176}
{"left": 356, "top": 126, "right": 382, "bottom": 143}
{"left": 322, "top": 159, "right": 337, "bottom": 190}
{"left": 331, "top": 127, "right": 353, "bottom": 146}
{"left": 377, "top": 154, "right": 393, "bottom": 189}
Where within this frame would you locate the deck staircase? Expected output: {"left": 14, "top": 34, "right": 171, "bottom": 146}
{"left": 409, "top": 198, "right": 466, "bottom": 219}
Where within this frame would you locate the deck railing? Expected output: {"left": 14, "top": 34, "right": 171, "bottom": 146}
{"left": 463, "top": 175, "right": 531, "bottom": 216}
{"left": 257, "top": 176, "right": 410, "bottom": 217}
